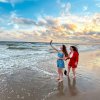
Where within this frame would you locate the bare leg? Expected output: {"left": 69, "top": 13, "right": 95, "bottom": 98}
{"left": 68, "top": 66, "right": 71, "bottom": 76}
{"left": 57, "top": 68, "right": 60, "bottom": 80}
{"left": 60, "top": 69, "right": 63, "bottom": 81}
{"left": 72, "top": 68, "right": 76, "bottom": 79}
{"left": 59, "top": 69, "right": 63, "bottom": 82}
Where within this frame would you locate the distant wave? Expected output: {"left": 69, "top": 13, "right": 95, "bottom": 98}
{"left": 6, "top": 42, "right": 41, "bottom": 50}
{"left": 7, "top": 46, "right": 33, "bottom": 50}
{"left": 6, "top": 42, "right": 50, "bottom": 51}
{"left": 1, "top": 41, "right": 99, "bottom": 51}
{"left": 7, "top": 45, "right": 47, "bottom": 51}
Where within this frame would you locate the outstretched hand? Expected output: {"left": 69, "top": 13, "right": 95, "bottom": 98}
{"left": 49, "top": 40, "right": 58, "bottom": 52}
{"left": 50, "top": 40, "right": 53, "bottom": 45}
{"left": 65, "top": 56, "right": 70, "bottom": 61}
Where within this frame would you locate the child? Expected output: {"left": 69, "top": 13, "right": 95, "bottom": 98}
{"left": 50, "top": 40, "right": 68, "bottom": 82}
{"left": 67, "top": 46, "right": 79, "bottom": 79}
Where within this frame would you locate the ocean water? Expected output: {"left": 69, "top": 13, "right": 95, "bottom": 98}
{"left": 0, "top": 41, "right": 99, "bottom": 75}
{"left": 0, "top": 41, "right": 100, "bottom": 100}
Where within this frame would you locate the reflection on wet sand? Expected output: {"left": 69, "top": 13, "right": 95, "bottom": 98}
{"left": 67, "top": 77, "right": 78, "bottom": 96}
{"left": 57, "top": 77, "right": 78, "bottom": 97}
{"left": 57, "top": 81, "right": 64, "bottom": 96}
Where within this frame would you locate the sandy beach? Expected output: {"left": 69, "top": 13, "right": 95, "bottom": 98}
{"left": 0, "top": 42, "right": 100, "bottom": 100}
{"left": 0, "top": 0, "right": 100, "bottom": 99}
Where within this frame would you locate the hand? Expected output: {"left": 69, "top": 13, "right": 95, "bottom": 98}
{"left": 64, "top": 57, "right": 69, "bottom": 60}
{"left": 50, "top": 40, "right": 53, "bottom": 45}
{"left": 75, "top": 62, "right": 78, "bottom": 66}
{"left": 57, "top": 57, "right": 60, "bottom": 60}
{"left": 57, "top": 57, "right": 59, "bottom": 60}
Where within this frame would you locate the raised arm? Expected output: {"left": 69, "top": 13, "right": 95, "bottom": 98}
{"left": 50, "top": 40, "right": 59, "bottom": 52}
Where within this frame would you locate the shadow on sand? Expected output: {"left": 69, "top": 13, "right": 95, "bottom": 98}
{"left": 57, "top": 81, "right": 64, "bottom": 96}
{"left": 57, "top": 77, "right": 78, "bottom": 97}
{"left": 67, "top": 77, "right": 78, "bottom": 96}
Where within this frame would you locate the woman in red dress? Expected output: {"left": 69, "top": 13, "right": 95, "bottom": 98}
{"left": 67, "top": 46, "right": 79, "bottom": 79}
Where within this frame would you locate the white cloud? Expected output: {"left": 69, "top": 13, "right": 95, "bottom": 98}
{"left": 57, "top": 0, "right": 71, "bottom": 16}
{"left": 57, "top": 0, "right": 65, "bottom": 8}
{"left": 60, "top": 2, "right": 71, "bottom": 16}
{"left": 83, "top": 6, "right": 88, "bottom": 11}
{"left": 0, "top": 0, "right": 24, "bottom": 7}
{"left": 0, "top": 0, "right": 8, "bottom": 3}
{"left": 6, "top": 12, "right": 37, "bottom": 30}
{"left": 65, "top": 2, "right": 71, "bottom": 14}
{"left": 96, "top": 3, "right": 100, "bottom": 7}
{"left": 0, "top": 0, "right": 39, "bottom": 7}
{"left": 12, "top": 17, "right": 36, "bottom": 25}
{"left": 0, "top": 10, "right": 100, "bottom": 42}
{"left": 10, "top": 0, "right": 23, "bottom": 7}
{"left": 94, "top": 0, "right": 100, "bottom": 7}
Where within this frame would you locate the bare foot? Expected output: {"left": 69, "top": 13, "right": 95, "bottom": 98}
{"left": 56, "top": 78, "right": 60, "bottom": 81}
{"left": 58, "top": 79, "right": 63, "bottom": 83}
{"left": 73, "top": 76, "right": 76, "bottom": 79}
{"left": 67, "top": 74, "right": 69, "bottom": 77}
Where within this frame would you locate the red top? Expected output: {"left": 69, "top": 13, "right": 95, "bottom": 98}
{"left": 68, "top": 51, "right": 79, "bottom": 68}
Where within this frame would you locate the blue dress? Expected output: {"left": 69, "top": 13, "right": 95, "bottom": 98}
{"left": 57, "top": 52, "right": 65, "bottom": 68}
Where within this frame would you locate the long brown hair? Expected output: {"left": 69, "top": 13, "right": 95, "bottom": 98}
{"left": 62, "top": 45, "right": 68, "bottom": 57}
{"left": 70, "top": 46, "right": 79, "bottom": 54}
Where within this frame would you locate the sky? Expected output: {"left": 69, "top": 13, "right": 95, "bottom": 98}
{"left": 0, "top": 0, "right": 100, "bottom": 43}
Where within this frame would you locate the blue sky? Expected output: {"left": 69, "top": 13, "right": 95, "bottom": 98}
{"left": 0, "top": 0, "right": 100, "bottom": 42}
{"left": 0, "top": 0, "right": 99, "bottom": 18}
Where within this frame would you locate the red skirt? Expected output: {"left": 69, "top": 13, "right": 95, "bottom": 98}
{"left": 68, "top": 60, "right": 77, "bottom": 68}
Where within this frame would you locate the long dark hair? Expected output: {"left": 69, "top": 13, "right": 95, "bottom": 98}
{"left": 62, "top": 45, "right": 68, "bottom": 57}
{"left": 70, "top": 46, "right": 79, "bottom": 54}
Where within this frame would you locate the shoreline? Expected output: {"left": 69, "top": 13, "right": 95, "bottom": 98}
{"left": 0, "top": 49, "right": 100, "bottom": 100}
{"left": 0, "top": 41, "right": 100, "bottom": 45}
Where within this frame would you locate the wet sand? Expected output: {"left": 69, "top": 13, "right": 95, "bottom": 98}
{"left": 47, "top": 50, "right": 100, "bottom": 100}
{"left": 0, "top": 50, "right": 100, "bottom": 100}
